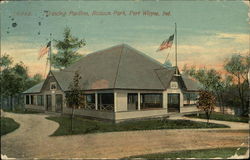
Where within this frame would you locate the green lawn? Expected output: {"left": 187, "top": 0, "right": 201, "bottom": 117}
{"left": 46, "top": 116, "right": 229, "bottom": 136}
{"left": 1, "top": 117, "right": 20, "bottom": 136}
{"left": 127, "top": 147, "right": 248, "bottom": 159}
{"left": 186, "top": 112, "right": 249, "bottom": 123}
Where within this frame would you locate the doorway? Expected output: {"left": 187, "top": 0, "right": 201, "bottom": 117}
{"left": 46, "top": 95, "right": 52, "bottom": 111}
{"left": 55, "top": 94, "right": 63, "bottom": 112}
{"left": 168, "top": 93, "right": 180, "bottom": 112}
{"left": 127, "top": 93, "right": 138, "bottom": 111}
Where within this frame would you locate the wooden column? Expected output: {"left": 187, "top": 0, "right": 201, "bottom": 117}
{"left": 138, "top": 92, "right": 141, "bottom": 110}
{"left": 114, "top": 91, "right": 117, "bottom": 112}
{"left": 95, "top": 92, "right": 98, "bottom": 110}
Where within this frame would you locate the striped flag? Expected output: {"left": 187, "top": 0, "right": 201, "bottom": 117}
{"left": 156, "top": 34, "right": 174, "bottom": 52}
{"left": 38, "top": 41, "right": 51, "bottom": 59}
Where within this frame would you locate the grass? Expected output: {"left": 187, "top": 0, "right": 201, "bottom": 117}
{"left": 0, "top": 117, "right": 20, "bottom": 136}
{"left": 186, "top": 112, "right": 249, "bottom": 123}
{"left": 46, "top": 116, "right": 229, "bottom": 136}
{"left": 126, "top": 147, "right": 248, "bottom": 159}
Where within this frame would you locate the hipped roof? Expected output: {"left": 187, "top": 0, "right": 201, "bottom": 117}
{"left": 23, "top": 44, "right": 201, "bottom": 93}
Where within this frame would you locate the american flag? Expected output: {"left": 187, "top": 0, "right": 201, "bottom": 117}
{"left": 38, "top": 41, "right": 51, "bottom": 59}
{"left": 156, "top": 34, "right": 174, "bottom": 52}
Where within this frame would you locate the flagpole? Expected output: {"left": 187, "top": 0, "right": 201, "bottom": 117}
{"left": 175, "top": 23, "right": 178, "bottom": 75}
{"left": 49, "top": 33, "right": 52, "bottom": 72}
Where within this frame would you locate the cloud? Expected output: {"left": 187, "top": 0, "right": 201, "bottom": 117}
{"left": 0, "top": 1, "right": 9, "bottom": 4}
{"left": 215, "top": 32, "right": 249, "bottom": 44}
{"left": 243, "top": 1, "right": 250, "bottom": 24}
{"left": 2, "top": 30, "right": 248, "bottom": 77}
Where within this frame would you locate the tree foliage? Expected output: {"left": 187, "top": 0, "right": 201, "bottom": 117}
{"left": 65, "top": 71, "right": 85, "bottom": 132}
{"left": 52, "top": 27, "right": 86, "bottom": 70}
{"left": 197, "top": 90, "right": 216, "bottom": 124}
{"left": 183, "top": 54, "right": 249, "bottom": 116}
{"left": 224, "top": 54, "right": 249, "bottom": 115}
{"left": 0, "top": 54, "right": 13, "bottom": 68}
{"left": 182, "top": 66, "right": 226, "bottom": 111}
{"left": 0, "top": 54, "right": 43, "bottom": 110}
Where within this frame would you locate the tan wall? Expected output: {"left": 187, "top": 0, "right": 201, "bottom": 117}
{"left": 115, "top": 91, "right": 127, "bottom": 112}
{"left": 63, "top": 107, "right": 115, "bottom": 120}
{"left": 25, "top": 104, "right": 45, "bottom": 111}
{"left": 163, "top": 92, "right": 168, "bottom": 109}
{"left": 115, "top": 109, "right": 167, "bottom": 121}
{"left": 180, "top": 105, "right": 198, "bottom": 113}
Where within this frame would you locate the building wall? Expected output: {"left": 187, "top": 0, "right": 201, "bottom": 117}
{"left": 24, "top": 74, "right": 197, "bottom": 121}
{"left": 24, "top": 94, "right": 45, "bottom": 111}
{"left": 63, "top": 107, "right": 115, "bottom": 120}
{"left": 114, "top": 89, "right": 163, "bottom": 112}
{"left": 180, "top": 105, "right": 198, "bottom": 113}
{"left": 25, "top": 104, "right": 45, "bottom": 111}
{"left": 115, "top": 91, "right": 127, "bottom": 112}
{"left": 115, "top": 109, "right": 168, "bottom": 121}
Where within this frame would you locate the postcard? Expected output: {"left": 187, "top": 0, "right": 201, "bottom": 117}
{"left": 1, "top": 0, "right": 249, "bottom": 159}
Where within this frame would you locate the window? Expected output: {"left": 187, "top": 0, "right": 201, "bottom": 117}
{"left": 184, "top": 92, "right": 198, "bottom": 106}
{"left": 50, "top": 82, "right": 57, "bottom": 90}
{"left": 26, "top": 95, "right": 30, "bottom": 104}
{"left": 141, "top": 93, "right": 163, "bottom": 109}
{"left": 85, "top": 94, "right": 95, "bottom": 103}
{"left": 98, "top": 93, "right": 114, "bottom": 111}
{"left": 170, "top": 81, "right": 178, "bottom": 89}
{"left": 37, "top": 95, "right": 44, "bottom": 106}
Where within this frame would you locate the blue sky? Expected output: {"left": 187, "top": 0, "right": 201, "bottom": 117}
{"left": 1, "top": 0, "right": 249, "bottom": 76}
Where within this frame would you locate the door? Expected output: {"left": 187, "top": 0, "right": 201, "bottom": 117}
{"left": 168, "top": 93, "right": 180, "bottom": 112}
{"left": 127, "top": 93, "right": 138, "bottom": 111}
{"left": 46, "top": 95, "right": 52, "bottom": 111}
{"left": 55, "top": 94, "right": 63, "bottom": 112}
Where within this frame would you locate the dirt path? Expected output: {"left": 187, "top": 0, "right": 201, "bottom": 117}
{"left": 169, "top": 116, "right": 249, "bottom": 130}
{"left": 1, "top": 112, "right": 249, "bottom": 159}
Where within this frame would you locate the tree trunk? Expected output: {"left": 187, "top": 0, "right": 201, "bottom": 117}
{"left": 71, "top": 106, "right": 75, "bottom": 133}
{"left": 206, "top": 111, "right": 209, "bottom": 124}
{"left": 10, "top": 95, "right": 13, "bottom": 111}
{"left": 237, "top": 74, "right": 245, "bottom": 115}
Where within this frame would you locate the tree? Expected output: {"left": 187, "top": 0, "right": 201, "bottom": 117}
{"left": 52, "top": 27, "right": 86, "bottom": 70}
{"left": 65, "top": 71, "right": 85, "bottom": 133}
{"left": 0, "top": 54, "right": 13, "bottom": 69}
{"left": 224, "top": 54, "right": 249, "bottom": 115}
{"left": 182, "top": 66, "right": 226, "bottom": 112}
{"left": 0, "top": 55, "right": 43, "bottom": 110}
{"left": 25, "top": 73, "right": 43, "bottom": 90}
{"left": 197, "top": 90, "right": 216, "bottom": 124}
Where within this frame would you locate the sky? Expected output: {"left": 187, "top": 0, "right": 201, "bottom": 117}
{"left": 0, "top": 0, "right": 249, "bottom": 76}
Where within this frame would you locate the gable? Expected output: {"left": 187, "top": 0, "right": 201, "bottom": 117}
{"left": 168, "top": 75, "right": 186, "bottom": 90}
{"left": 41, "top": 72, "right": 62, "bottom": 92}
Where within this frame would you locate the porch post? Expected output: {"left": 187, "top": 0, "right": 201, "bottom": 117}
{"left": 163, "top": 91, "right": 168, "bottom": 109}
{"left": 29, "top": 95, "right": 31, "bottom": 105}
{"left": 114, "top": 91, "right": 117, "bottom": 112}
{"left": 34, "top": 95, "right": 37, "bottom": 105}
{"left": 24, "top": 95, "right": 26, "bottom": 105}
{"left": 95, "top": 92, "right": 98, "bottom": 110}
{"left": 138, "top": 92, "right": 141, "bottom": 110}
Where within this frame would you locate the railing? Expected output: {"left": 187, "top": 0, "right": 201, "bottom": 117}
{"left": 98, "top": 104, "right": 114, "bottom": 111}
{"left": 82, "top": 103, "right": 114, "bottom": 111}
{"left": 84, "top": 103, "right": 95, "bottom": 110}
